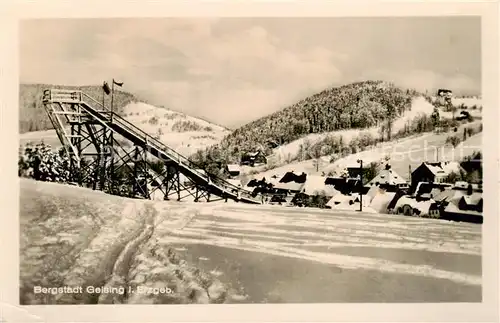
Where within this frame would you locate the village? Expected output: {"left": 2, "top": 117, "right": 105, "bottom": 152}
{"left": 221, "top": 136, "right": 483, "bottom": 224}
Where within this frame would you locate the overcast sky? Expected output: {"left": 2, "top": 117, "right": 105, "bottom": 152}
{"left": 20, "top": 17, "right": 481, "bottom": 128}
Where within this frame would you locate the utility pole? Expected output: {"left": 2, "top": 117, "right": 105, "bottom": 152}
{"left": 357, "top": 159, "right": 363, "bottom": 212}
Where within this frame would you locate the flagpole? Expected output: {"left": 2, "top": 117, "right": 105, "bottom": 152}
{"left": 111, "top": 79, "right": 114, "bottom": 123}
{"left": 110, "top": 79, "right": 115, "bottom": 193}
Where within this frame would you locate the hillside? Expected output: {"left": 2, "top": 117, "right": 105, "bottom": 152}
{"left": 122, "top": 102, "right": 229, "bottom": 156}
{"left": 19, "top": 84, "right": 140, "bottom": 133}
{"left": 218, "top": 80, "right": 421, "bottom": 159}
{"left": 246, "top": 121, "right": 482, "bottom": 183}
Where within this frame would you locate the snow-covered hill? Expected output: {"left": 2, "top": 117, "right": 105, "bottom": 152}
{"left": 241, "top": 96, "right": 436, "bottom": 176}
{"left": 121, "top": 102, "right": 229, "bottom": 156}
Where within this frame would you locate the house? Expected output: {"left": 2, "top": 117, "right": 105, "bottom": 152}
{"left": 241, "top": 151, "right": 267, "bottom": 166}
{"left": 244, "top": 177, "right": 274, "bottom": 195}
{"left": 326, "top": 193, "right": 353, "bottom": 208}
{"left": 301, "top": 175, "right": 339, "bottom": 197}
{"left": 326, "top": 193, "right": 377, "bottom": 213}
{"left": 386, "top": 190, "right": 407, "bottom": 213}
{"left": 436, "top": 89, "right": 453, "bottom": 106}
{"left": 345, "top": 164, "right": 370, "bottom": 179}
{"left": 437, "top": 89, "right": 453, "bottom": 98}
{"left": 459, "top": 193, "right": 483, "bottom": 213}
{"left": 393, "top": 196, "right": 439, "bottom": 217}
{"left": 273, "top": 182, "right": 304, "bottom": 195}
{"left": 279, "top": 171, "right": 307, "bottom": 184}
{"left": 414, "top": 182, "right": 452, "bottom": 195}
{"left": 456, "top": 110, "right": 471, "bottom": 121}
{"left": 275, "top": 171, "right": 307, "bottom": 195}
{"left": 410, "top": 161, "right": 465, "bottom": 193}
{"left": 442, "top": 193, "right": 483, "bottom": 224}
{"left": 367, "top": 164, "right": 407, "bottom": 188}
{"left": 324, "top": 176, "right": 369, "bottom": 195}
{"left": 225, "top": 164, "right": 241, "bottom": 177}
{"left": 369, "top": 190, "right": 397, "bottom": 214}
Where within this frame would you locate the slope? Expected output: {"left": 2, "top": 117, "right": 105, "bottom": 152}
{"left": 247, "top": 120, "right": 482, "bottom": 182}
{"left": 19, "top": 178, "right": 239, "bottom": 304}
{"left": 218, "top": 80, "right": 421, "bottom": 159}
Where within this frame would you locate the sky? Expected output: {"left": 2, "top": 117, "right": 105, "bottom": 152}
{"left": 20, "top": 17, "right": 481, "bottom": 128}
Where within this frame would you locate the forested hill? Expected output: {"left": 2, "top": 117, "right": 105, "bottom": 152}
{"left": 218, "top": 80, "right": 421, "bottom": 156}
{"left": 19, "top": 84, "right": 140, "bottom": 133}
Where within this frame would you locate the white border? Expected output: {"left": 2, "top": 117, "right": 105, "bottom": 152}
{"left": 1, "top": 1, "right": 498, "bottom": 322}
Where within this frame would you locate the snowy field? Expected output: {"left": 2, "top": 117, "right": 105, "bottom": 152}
{"left": 20, "top": 178, "right": 481, "bottom": 303}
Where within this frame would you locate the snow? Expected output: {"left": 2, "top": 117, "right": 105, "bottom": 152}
{"left": 301, "top": 175, "right": 338, "bottom": 196}
{"left": 19, "top": 178, "right": 482, "bottom": 306}
{"left": 266, "top": 96, "right": 435, "bottom": 168}
{"left": 394, "top": 196, "right": 435, "bottom": 216}
{"left": 392, "top": 97, "right": 435, "bottom": 133}
{"left": 443, "top": 133, "right": 482, "bottom": 162}
{"left": 370, "top": 192, "right": 397, "bottom": 213}
{"left": 121, "top": 102, "right": 230, "bottom": 156}
{"left": 226, "top": 164, "right": 241, "bottom": 173}
{"left": 451, "top": 97, "right": 482, "bottom": 108}
{"left": 367, "top": 168, "right": 406, "bottom": 185}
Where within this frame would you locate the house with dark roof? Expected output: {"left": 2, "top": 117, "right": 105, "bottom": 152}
{"left": 273, "top": 181, "right": 304, "bottom": 195}
{"left": 279, "top": 171, "right": 307, "bottom": 184}
{"left": 442, "top": 192, "right": 483, "bottom": 224}
{"left": 410, "top": 161, "right": 465, "bottom": 193}
{"left": 240, "top": 151, "right": 267, "bottom": 166}
{"left": 346, "top": 164, "right": 370, "bottom": 179}
{"left": 324, "top": 176, "right": 370, "bottom": 195}
{"left": 436, "top": 89, "right": 453, "bottom": 106}
{"left": 225, "top": 164, "right": 241, "bottom": 177}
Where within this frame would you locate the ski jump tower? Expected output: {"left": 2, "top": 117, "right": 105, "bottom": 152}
{"left": 42, "top": 88, "right": 260, "bottom": 204}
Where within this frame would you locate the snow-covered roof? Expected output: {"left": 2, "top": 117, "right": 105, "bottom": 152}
{"left": 462, "top": 193, "right": 482, "bottom": 206}
{"left": 370, "top": 192, "right": 397, "bottom": 213}
{"left": 423, "top": 161, "right": 463, "bottom": 178}
{"left": 245, "top": 151, "right": 263, "bottom": 157}
{"left": 445, "top": 201, "right": 482, "bottom": 216}
{"left": 274, "top": 182, "right": 304, "bottom": 192}
{"left": 394, "top": 196, "right": 436, "bottom": 215}
{"left": 368, "top": 168, "right": 407, "bottom": 186}
{"left": 301, "top": 175, "right": 340, "bottom": 197}
{"left": 326, "top": 194, "right": 353, "bottom": 208}
{"left": 226, "top": 164, "right": 241, "bottom": 173}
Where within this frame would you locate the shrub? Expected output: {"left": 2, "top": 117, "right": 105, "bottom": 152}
{"left": 18, "top": 142, "right": 72, "bottom": 182}
{"left": 445, "top": 135, "right": 461, "bottom": 148}
{"left": 149, "top": 116, "right": 159, "bottom": 125}
{"left": 172, "top": 120, "right": 204, "bottom": 132}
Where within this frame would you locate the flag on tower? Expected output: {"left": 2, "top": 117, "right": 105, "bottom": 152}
{"left": 102, "top": 81, "right": 111, "bottom": 95}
